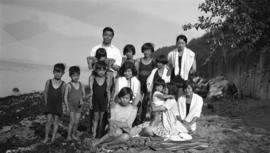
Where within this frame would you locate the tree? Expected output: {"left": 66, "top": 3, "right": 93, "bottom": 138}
{"left": 183, "top": 0, "right": 270, "bottom": 51}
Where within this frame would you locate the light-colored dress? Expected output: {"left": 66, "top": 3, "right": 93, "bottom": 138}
{"left": 110, "top": 103, "right": 138, "bottom": 132}
{"left": 115, "top": 77, "right": 141, "bottom": 102}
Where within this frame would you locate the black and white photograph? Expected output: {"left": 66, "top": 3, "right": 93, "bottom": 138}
{"left": 0, "top": 0, "right": 269, "bottom": 152}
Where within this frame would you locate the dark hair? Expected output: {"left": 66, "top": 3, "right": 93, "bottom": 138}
{"left": 119, "top": 61, "right": 137, "bottom": 76}
{"left": 141, "top": 43, "right": 154, "bottom": 53}
{"left": 103, "top": 27, "right": 114, "bottom": 36}
{"left": 117, "top": 87, "right": 133, "bottom": 100}
{"left": 153, "top": 78, "right": 165, "bottom": 90}
{"left": 182, "top": 80, "right": 195, "bottom": 91}
{"left": 123, "top": 44, "right": 135, "bottom": 55}
{"left": 93, "top": 61, "right": 107, "bottom": 76}
{"left": 53, "top": 63, "right": 65, "bottom": 72}
{"left": 95, "top": 48, "right": 107, "bottom": 60}
{"left": 69, "top": 66, "right": 80, "bottom": 76}
{"left": 176, "top": 34, "right": 188, "bottom": 43}
{"left": 156, "top": 55, "right": 168, "bottom": 64}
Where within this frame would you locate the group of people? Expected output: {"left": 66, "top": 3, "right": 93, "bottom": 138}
{"left": 43, "top": 27, "right": 204, "bottom": 148}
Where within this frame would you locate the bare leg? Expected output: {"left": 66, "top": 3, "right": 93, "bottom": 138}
{"left": 103, "top": 133, "right": 130, "bottom": 146}
{"left": 140, "top": 127, "right": 154, "bottom": 137}
{"left": 72, "top": 112, "right": 81, "bottom": 141}
{"left": 92, "top": 112, "right": 99, "bottom": 138}
{"left": 97, "top": 112, "right": 105, "bottom": 138}
{"left": 43, "top": 114, "right": 52, "bottom": 143}
{"left": 140, "top": 93, "right": 149, "bottom": 122}
{"left": 94, "top": 127, "right": 122, "bottom": 147}
{"left": 67, "top": 112, "right": 75, "bottom": 141}
{"left": 93, "top": 134, "right": 112, "bottom": 147}
{"left": 51, "top": 115, "right": 59, "bottom": 142}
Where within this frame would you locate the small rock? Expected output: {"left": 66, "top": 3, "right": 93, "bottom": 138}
{"left": 0, "top": 126, "right": 12, "bottom": 133}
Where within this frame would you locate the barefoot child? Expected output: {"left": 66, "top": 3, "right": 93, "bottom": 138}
{"left": 89, "top": 61, "right": 111, "bottom": 138}
{"left": 64, "top": 66, "right": 85, "bottom": 141}
{"left": 93, "top": 87, "right": 137, "bottom": 147}
{"left": 150, "top": 78, "right": 174, "bottom": 127}
{"left": 43, "top": 63, "right": 66, "bottom": 143}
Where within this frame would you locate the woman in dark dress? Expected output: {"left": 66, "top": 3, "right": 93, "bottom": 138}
{"left": 135, "top": 43, "right": 155, "bottom": 123}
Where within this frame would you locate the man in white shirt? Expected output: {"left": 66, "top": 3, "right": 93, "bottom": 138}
{"left": 87, "top": 27, "right": 122, "bottom": 71}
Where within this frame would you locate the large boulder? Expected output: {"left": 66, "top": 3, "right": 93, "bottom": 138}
{"left": 207, "top": 76, "right": 238, "bottom": 99}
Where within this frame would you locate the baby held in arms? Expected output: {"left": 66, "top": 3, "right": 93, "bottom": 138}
{"left": 150, "top": 78, "right": 175, "bottom": 127}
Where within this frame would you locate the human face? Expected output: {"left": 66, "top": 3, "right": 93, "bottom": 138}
{"left": 102, "top": 31, "right": 113, "bottom": 45}
{"left": 124, "top": 68, "right": 133, "bottom": 79}
{"left": 143, "top": 49, "right": 152, "bottom": 58}
{"left": 184, "top": 85, "right": 193, "bottom": 97}
{"left": 53, "top": 70, "right": 64, "bottom": 80}
{"left": 71, "top": 73, "right": 80, "bottom": 82}
{"left": 119, "top": 94, "right": 131, "bottom": 106}
{"left": 176, "top": 39, "right": 186, "bottom": 52}
{"left": 126, "top": 51, "right": 133, "bottom": 60}
{"left": 156, "top": 62, "right": 164, "bottom": 69}
{"left": 155, "top": 85, "right": 163, "bottom": 92}
{"left": 96, "top": 68, "right": 106, "bottom": 77}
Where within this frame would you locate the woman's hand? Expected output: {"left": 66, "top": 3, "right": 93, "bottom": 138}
{"left": 89, "top": 102, "right": 93, "bottom": 110}
{"left": 182, "top": 120, "right": 192, "bottom": 131}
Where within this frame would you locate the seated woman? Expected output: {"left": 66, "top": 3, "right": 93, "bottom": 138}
{"left": 93, "top": 87, "right": 137, "bottom": 147}
{"left": 114, "top": 61, "right": 141, "bottom": 106}
{"left": 140, "top": 96, "right": 188, "bottom": 138}
{"left": 140, "top": 81, "right": 203, "bottom": 139}
{"left": 174, "top": 81, "right": 203, "bottom": 132}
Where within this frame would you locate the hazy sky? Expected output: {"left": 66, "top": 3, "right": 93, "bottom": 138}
{"left": 0, "top": 0, "right": 205, "bottom": 67}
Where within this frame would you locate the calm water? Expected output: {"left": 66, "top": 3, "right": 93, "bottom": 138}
{"left": 0, "top": 61, "right": 90, "bottom": 97}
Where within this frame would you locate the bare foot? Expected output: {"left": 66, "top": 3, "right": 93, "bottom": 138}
{"left": 67, "top": 136, "right": 72, "bottom": 141}
{"left": 72, "top": 135, "right": 80, "bottom": 141}
{"left": 89, "top": 141, "right": 97, "bottom": 153}
{"left": 43, "top": 138, "right": 49, "bottom": 143}
{"left": 51, "top": 137, "right": 56, "bottom": 142}
{"left": 92, "top": 133, "right": 96, "bottom": 138}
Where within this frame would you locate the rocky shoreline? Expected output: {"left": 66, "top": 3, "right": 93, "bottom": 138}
{"left": 0, "top": 92, "right": 270, "bottom": 153}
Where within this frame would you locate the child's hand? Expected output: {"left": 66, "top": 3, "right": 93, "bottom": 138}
{"left": 89, "top": 102, "right": 93, "bottom": 110}
{"left": 79, "top": 99, "right": 84, "bottom": 105}
{"left": 108, "top": 58, "right": 116, "bottom": 68}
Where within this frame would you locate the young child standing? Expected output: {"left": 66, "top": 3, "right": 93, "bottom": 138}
{"left": 150, "top": 78, "right": 174, "bottom": 127}
{"left": 93, "top": 87, "right": 137, "bottom": 147}
{"left": 64, "top": 66, "right": 85, "bottom": 141}
{"left": 43, "top": 63, "right": 66, "bottom": 143}
{"left": 89, "top": 61, "right": 111, "bottom": 138}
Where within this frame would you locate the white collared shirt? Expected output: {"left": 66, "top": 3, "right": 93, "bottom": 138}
{"left": 90, "top": 44, "right": 122, "bottom": 67}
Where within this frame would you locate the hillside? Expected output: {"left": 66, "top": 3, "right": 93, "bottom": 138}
{"left": 153, "top": 34, "right": 270, "bottom": 99}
